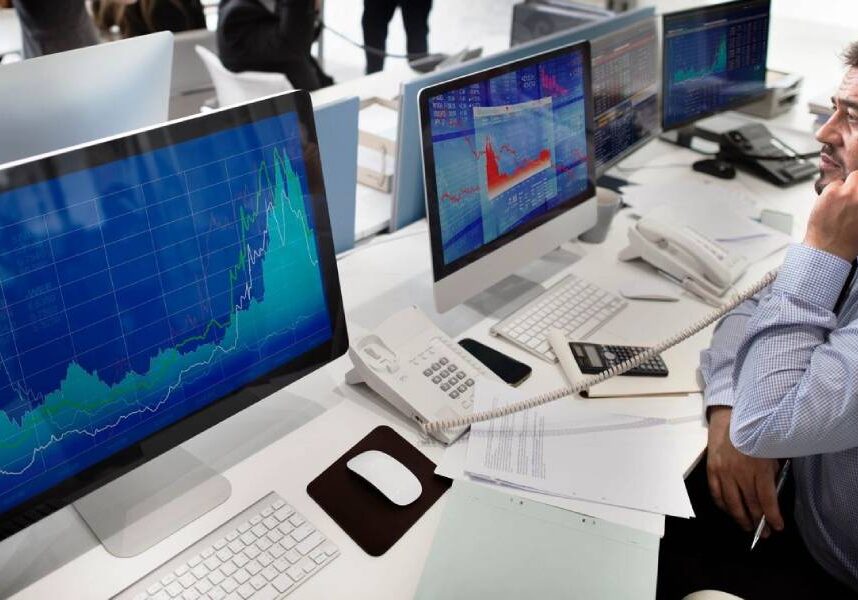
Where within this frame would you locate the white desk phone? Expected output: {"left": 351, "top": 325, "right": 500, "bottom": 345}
{"left": 348, "top": 257, "right": 776, "bottom": 443}
{"left": 618, "top": 216, "right": 750, "bottom": 306}
{"left": 346, "top": 306, "right": 499, "bottom": 444}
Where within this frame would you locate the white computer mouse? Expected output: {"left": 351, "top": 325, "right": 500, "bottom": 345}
{"left": 346, "top": 450, "right": 423, "bottom": 506}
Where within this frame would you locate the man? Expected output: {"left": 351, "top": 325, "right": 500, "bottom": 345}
{"left": 11, "top": 0, "right": 99, "bottom": 59}
{"left": 657, "top": 45, "right": 858, "bottom": 599}
{"left": 362, "top": 0, "right": 432, "bottom": 74}
{"left": 217, "top": 0, "right": 332, "bottom": 91}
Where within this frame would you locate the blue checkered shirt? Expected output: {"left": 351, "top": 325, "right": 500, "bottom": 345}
{"left": 700, "top": 243, "right": 858, "bottom": 591}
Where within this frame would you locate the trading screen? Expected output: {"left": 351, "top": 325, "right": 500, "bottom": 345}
{"left": 426, "top": 49, "right": 590, "bottom": 267}
{"left": 591, "top": 18, "right": 659, "bottom": 173}
{"left": 662, "top": 0, "right": 770, "bottom": 130}
{"left": 0, "top": 111, "right": 333, "bottom": 514}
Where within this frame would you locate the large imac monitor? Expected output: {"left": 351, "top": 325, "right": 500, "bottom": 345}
{"left": 661, "top": 0, "right": 770, "bottom": 132}
{"left": 419, "top": 42, "right": 596, "bottom": 313}
{"left": 0, "top": 32, "right": 173, "bottom": 165}
{"left": 0, "top": 91, "right": 348, "bottom": 552}
{"left": 392, "top": 6, "right": 655, "bottom": 231}
{"left": 590, "top": 16, "right": 659, "bottom": 178}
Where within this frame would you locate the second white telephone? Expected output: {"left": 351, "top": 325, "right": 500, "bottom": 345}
{"left": 618, "top": 217, "right": 750, "bottom": 303}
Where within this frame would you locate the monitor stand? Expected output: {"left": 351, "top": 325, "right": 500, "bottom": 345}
{"left": 73, "top": 447, "right": 231, "bottom": 558}
{"left": 465, "top": 245, "right": 582, "bottom": 318}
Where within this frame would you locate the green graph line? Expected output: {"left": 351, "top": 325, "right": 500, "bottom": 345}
{"left": 0, "top": 147, "right": 316, "bottom": 453}
{"left": 673, "top": 35, "right": 727, "bottom": 84}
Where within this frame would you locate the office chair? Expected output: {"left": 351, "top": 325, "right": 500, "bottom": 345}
{"left": 194, "top": 45, "right": 291, "bottom": 109}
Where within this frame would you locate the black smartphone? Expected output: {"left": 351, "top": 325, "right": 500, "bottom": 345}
{"left": 458, "top": 338, "right": 532, "bottom": 386}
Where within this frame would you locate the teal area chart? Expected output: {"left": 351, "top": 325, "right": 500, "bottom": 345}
{"left": 0, "top": 112, "right": 332, "bottom": 514}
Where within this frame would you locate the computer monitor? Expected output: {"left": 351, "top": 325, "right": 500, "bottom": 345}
{"left": 419, "top": 42, "right": 596, "bottom": 313}
{"left": 392, "top": 6, "right": 655, "bottom": 231}
{"left": 0, "top": 91, "right": 348, "bottom": 550}
{"left": 590, "top": 16, "right": 659, "bottom": 177}
{"left": 0, "top": 32, "right": 173, "bottom": 165}
{"left": 661, "top": 0, "right": 771, "bottom": 133}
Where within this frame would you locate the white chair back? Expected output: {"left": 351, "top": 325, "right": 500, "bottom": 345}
{"left": 194, "top": 45, "right": 291, "bottom": 108}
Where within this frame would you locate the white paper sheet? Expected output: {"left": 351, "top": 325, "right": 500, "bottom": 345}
{"left": 436, "top": 435, "right": 667, "bottom": 537}
{"left": 621, "top": 181, "right": 760, "bottom": 220}
{"left": 464, "top": 380, "right": 695, "bottom": 518}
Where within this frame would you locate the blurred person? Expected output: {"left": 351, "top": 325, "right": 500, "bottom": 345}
{"left": 10, "top": 0, "right": 99, "bottom": 59}
{"left": 93, "top": 0, "right": 206, "bottom": 38}
{"left": 217, "top": 0, "right": 332, "bottom": 91}
{"left": 362, "top": 0, "right": 431, "bottom": 74}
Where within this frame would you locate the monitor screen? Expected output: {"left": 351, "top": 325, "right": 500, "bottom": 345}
{"left": 420, "top": 43, "right": 594, "bottom": 278}
{"left": 591, "top": 17, "right": 659, "bottom": 175}
{"left": 0, "top": 93, "right": 347, "bottom": 538}
{"left": 662, "top": 0, "right": 770, "bottom": 131}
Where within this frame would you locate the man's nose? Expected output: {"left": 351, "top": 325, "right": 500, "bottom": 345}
{"left": 817, "top": 113, "right": 843, "bottom": 147}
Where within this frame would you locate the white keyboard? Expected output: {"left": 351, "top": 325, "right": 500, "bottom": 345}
{"left": 491, "top": 273, "right": 627, "bottom": 362}
{"left": 113, "top": 492, "right": 338, "bottom": 600}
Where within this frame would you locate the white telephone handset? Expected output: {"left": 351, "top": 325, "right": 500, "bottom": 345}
{"left": 346, "top": 306, "right": 497, "bottom": 444}
{"left": 618, "top": 217, "right": 750, "bottom": 304}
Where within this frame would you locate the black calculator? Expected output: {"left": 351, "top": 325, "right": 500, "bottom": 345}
{"left": 568, "top": 342, "right": 668, "bottom": 377}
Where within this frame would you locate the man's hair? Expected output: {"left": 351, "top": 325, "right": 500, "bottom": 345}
{"left": 844, "top": 42, "right": 858, "bottom": 69}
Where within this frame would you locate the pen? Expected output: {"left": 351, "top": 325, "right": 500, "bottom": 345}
{"left": 750, "top": 458, "right": 791, "bottom": 550}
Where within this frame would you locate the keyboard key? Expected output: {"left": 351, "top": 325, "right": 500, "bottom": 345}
{"left": 273, "top": 506, "right": 293, "bottom": 521}
{"left": 289, "top": 514, "right": 305, "bottom": 527}
{"left": 180, "top": 590, "right": 199, "bottom": 600}
{"left": 221, "top": 578, "right": 238, "bottom": 593}
{"left": 238, "top": 583, "right": 255, "bottom": 599}
{"left": 220, "top": 562, "right": 237, "bottom": 577}
{"left": 249, "top": 575, "right": 267, "bottom": 590}
{"left": 300, "top": 557, "right": 316, "bottom": 574}
{"left": 285, "top": 549, "right": 301, "bottom": 564}
{"left": 250, "top": 516, "right": 262, "bottom": 526}
{"left": 287, "top": 565, "right": 305, "bottom": 581}
{"left": 245, "top": 560, "right": 263, "bottom": 576}
{"left": 296, "top": 531, "right": 325, "bottom": 555}
{"left": 261, "top": 565, "right": 279, "bottom": 582}
{"left": 208, "top": 587, "right": 226, "bottom": 600}
{"left": 273, "top": 557, "right": 290, "bottom": 572}
{"left": 193, "top": 579, "right": 212, "bottom": 595}
{"left": 213, "top": 537, "right": 228, "bottom": 550}
{"left": 269, "top": 543, "right": 286, "bottom": 558}
{"left": 165, "top": 582, "right": 183, "bottom": 598}
{"left": 233, "top": 568, "right": 251, "bottom": 584}
{"left": 244, "top": 546, "right": 261, "bottom": 560}
{"left": 190, "top": 564, "right": 208, "bottom": 579}
{"left": 292, "top": 523, "right": 314, "bottom": 541}
{"left": 203, "top": 556, "right": 219, "bottom": 571}
{"left": 147, "top": 583, "right": 163, "bottom": 595}
{"left": 439, "top": 357, "right": 448, "bottom": 365}
{"left": 233, "top": 554, "right": 249, "bottom": 568}
{"left": 272, "top": 574, "right": 294, "bottom": 593}
{"left": 178, "top": 573, "right": 196, "bottom": 589}
{"left": 201, "top": 548, "right": 215, "bottom": 559}
{"left": 257, "top": 552, "right": 273, "bottom": 567}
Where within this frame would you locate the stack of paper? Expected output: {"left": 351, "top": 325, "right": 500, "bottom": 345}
{"left": 621, "top": 182, "right": 792, "bottom": 263}
{"left": 460, "top": 380, "right": 695, "bottom": 519}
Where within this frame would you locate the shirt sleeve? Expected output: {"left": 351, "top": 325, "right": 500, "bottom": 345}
{"left": 730, "top": 244, "right": 856, "bottom": 457}
{"left": 699, "top": 291, "right": 764, "bottom": 410}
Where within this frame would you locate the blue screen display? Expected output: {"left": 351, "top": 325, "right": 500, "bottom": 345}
{"left": 663, "top": 0, "right": 769, "bottom": 130}
{"left": 0, "top": 112, "right": 332, "bottom": 514}
{"left": 426, "top": 49, "right": 589, "bottom": 267}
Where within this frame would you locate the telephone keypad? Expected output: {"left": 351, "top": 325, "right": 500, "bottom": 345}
{"left": 439, "top": 358, "right": 448, "bottom": 366}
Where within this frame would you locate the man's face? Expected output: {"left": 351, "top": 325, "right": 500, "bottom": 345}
{"left": 816, "top": 67, "right": 858, "bottom": 194}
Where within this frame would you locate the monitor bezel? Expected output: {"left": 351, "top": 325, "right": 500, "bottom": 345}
{"left": 419, "top": 41, "right": 596, "bottom": 284}
{"left": 0, "top": 91, "right": 349, "bottom": 542}
{"left": 590, "top": 16, "right": 661, "bottom": 177}
{"left": 660, "top": 0, "right": 771, "bottom": 133}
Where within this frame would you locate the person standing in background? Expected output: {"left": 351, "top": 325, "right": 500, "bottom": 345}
{"left": 93, "top": 0, "right": 206, "bottom": 38}
{"left": 362, "top": 0, "right": 432, "bottom": 74}
{"left": 9, "top": 0, "right": 99, "bottom": 59}
{"left": 217, "top": 0, "right": 332, "bottom": 90}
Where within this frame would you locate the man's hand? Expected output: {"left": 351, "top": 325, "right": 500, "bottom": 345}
{"left": 805, "top": 170, "right": 858, "bottom": 261}
{"left": 707, "top": 406, "right": 784, "bottom": 534}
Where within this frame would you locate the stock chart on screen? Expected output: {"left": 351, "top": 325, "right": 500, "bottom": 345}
{"left": 0, "top": 112, "right": 332, "bottom": 514}
{"left": 591, "top": 18, "right": 659, "bottom": 173}
{"left": 426, "top": 50, "right": 589, "bottom": 266}
{"left": 662, "top": 0, "right": 770, "bottom": 130}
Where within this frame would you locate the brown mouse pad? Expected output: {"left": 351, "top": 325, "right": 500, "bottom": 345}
{"left": 307, "top": 425, "right": 452, "bottom": 556}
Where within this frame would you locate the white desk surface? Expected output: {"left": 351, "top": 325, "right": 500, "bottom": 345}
{"left": 2, "top": 131, "right": 816, "bottom": 599}
{"left": 0, "top": 24, "right": 830, "bottom": 597}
